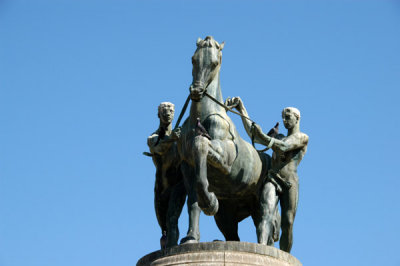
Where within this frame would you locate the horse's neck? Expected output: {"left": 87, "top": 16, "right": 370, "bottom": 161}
{"left": 190, "top": 73, "right": 224, "bottom": 124}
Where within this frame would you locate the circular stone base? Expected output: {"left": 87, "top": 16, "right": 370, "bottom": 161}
{"left": 137, "top": 241, "right": 302, "bottom": 266}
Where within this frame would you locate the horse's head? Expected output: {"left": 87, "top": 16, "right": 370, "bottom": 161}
{"left": 190, "top": 36, "right": 225, "bottom": 101}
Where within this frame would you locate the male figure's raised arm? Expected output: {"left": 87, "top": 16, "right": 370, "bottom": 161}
{"left": 224, "top": 97, "right": 266, "bottom": 145}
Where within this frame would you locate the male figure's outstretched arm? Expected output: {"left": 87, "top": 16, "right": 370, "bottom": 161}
{"left": 224, "top": 96, "right": 267, "bottom": 145}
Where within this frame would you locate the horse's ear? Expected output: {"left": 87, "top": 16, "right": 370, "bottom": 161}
{"left": 196, "top": 37, "right": 202, "bottom": 47}
{"left": 219, "top": 42, "right": 225, "bottom": 50}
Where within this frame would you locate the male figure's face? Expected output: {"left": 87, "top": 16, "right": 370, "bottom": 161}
{"left": 159, "top": 105, "right": 174, "bottom": 124}
{"left": 282, "top": 110, "right": 298, "bottom": 129}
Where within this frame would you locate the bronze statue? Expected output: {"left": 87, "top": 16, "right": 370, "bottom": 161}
{"left": 145, "top": 37, "right": 309, "bottom": 254}
{"left": 147, "top": 102, "right": 186, "bottom": 249}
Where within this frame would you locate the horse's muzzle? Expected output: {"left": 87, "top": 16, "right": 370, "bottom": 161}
{"left": 190, "top": 85, "right": 205, "bottom": 101}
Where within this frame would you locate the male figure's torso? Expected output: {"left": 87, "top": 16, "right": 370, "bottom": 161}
{"left": 271, "top": 132, "right": 308, "bottom": 182}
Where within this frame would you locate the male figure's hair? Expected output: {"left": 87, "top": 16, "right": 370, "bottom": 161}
{"left": 158, "top": 102, "right": 175, "bottom": 117}
{"left": 282, "top": 107, "right": 301, "bottom": 120}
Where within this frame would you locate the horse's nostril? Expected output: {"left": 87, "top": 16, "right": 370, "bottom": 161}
{"left": 191, "top": 87, "right": 203, "bottom": 94}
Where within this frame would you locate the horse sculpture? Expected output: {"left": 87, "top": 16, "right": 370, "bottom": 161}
{"left": 178, "top": 36, "right": 279, "bottom": 245}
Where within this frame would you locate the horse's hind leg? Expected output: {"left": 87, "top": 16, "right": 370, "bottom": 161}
{"left": 214, "top": 200, "right": 240, "bottom": 241}
{"left": 180, "top": 161, "right": 201, "bottom": 244}
{"left": 253, "top": 182, "right": 279, "bottom": 246}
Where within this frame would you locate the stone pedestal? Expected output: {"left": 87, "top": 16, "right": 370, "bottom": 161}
{"left": 137, "top": 241, "right": 302, "bottom": 266}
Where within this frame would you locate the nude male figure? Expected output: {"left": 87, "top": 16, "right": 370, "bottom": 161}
{"left": 147, "top": 102, "right": 186, "bottom": 248}
{"left": 225, "top": 97, "right": 308, "bottom": 253}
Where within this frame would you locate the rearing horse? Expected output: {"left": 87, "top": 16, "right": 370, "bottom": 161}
{"left": 178, "top": 36, "right": 279, "bottom": 245}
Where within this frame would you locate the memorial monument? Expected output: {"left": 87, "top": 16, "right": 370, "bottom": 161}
{"left": 140, "top": 36, "right": 308, "bottom": 266}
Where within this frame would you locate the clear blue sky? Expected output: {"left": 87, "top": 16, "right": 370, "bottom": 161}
{"left": 1, "top": 1, "right": 399, "bottom": 265}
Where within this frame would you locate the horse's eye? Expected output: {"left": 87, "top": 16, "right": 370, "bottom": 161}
{"left": 212, "top": 61, "right": 218, "bottom": 67}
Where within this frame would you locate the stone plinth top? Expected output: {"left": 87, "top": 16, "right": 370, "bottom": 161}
{"left": 137, "top": 241, "right": 302, "bottom": 266}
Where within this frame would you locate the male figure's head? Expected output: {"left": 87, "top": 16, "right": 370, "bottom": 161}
{"left": 158, "top": 102, "right": 175, "bottom": 125}
{"left": 282, "top": 107, "right": 300, "bottom": 130}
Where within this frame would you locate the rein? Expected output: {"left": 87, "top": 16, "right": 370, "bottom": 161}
{"left": 174, "top": 94, "right": 191, "bottom": 130}
{"left": 204, "top": 92, "right": 270, "bottom": 153}
{"left": 203, "top": 91, "right": 254, "bottom": 124}
{"left": 172, "top": 88, "right": 271, "bottom": 153}
{"left": 144, "top": 87, "right": 270, "bottom": 157}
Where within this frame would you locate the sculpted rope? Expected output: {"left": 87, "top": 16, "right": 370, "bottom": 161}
{"left": 168, "top": 89, "right": 271, "bottom": 153}
{"left": 174, "top": 94, "right": 191, "bottom": 129}
{"left": 267, "top": 138, "right": 275, "bottom": 149}
{"left": 204, "top": 91, "right": 255, "bottom": 123}
{"left": 204, "top": 92, "right": 273, "bottom": 152}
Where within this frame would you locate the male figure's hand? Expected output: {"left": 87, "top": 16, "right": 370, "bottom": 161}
{"left": 171, "top": 127, "right": 181, "bottom": 140}
{"left": 224, "top": 96, "right": 243, "bottom": 110}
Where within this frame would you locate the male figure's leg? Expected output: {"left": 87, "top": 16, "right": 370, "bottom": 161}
{"left": 166, "top": 181, "right": 186, "bottom": 247}
{"left": 279, "top": 179, "right": 299, "bottom": 252}
{"left": 154, "top": 181, "right": 168, "bottom": 233}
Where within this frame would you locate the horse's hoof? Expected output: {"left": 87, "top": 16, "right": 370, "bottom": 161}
{"left": 201, "top": 193, "right": 219, "bottom": 216}
{"left": 180, "top": 236, "right": 198, "bottom": 245}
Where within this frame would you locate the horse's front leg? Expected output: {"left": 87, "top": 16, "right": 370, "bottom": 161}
{"left": 180, "top": 161, "right": 201, "bottom": 244}
{"left": 193, "top": 135, "right": 219, "bottom": 216}
{"left": 193, "top": 135, "right": 236, "bottom": 216}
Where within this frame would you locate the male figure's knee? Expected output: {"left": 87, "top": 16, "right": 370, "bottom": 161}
{"left": 282, "top": 213, "right": 295, "bottom": 228}
{"left": 167, "top": 208, "right": 180, "bottom": 223}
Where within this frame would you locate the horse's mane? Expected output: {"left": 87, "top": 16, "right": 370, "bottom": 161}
{"left": 197, "top": 36, "right": 223, "bottom": 50}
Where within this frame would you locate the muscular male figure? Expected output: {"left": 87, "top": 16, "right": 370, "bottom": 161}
{"left": 225, "top": 97, "right": 308, "bottom": 252}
